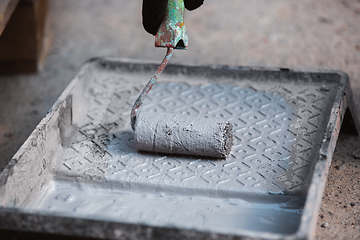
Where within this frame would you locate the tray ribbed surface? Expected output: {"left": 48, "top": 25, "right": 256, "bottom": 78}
{"left": 56, "top": 63, "right": 337, "bottom": 195}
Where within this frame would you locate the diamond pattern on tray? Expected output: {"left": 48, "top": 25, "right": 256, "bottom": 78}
{"left": 56, "top": 72, "right": 332, "bottom": 194}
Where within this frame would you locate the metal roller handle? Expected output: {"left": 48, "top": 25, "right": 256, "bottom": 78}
{"left": 155, "top": 0, "right": 188, "bottom": 49}
{"left": 131, "top": 0, "right": 188, "bottom": 130}
{"left": 130, "top": 47, "right": 173, "bottom": 130}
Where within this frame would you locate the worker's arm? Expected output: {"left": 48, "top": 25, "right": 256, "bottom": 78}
{"left": 142, "top": 0, "right": 204, "bottom": 35}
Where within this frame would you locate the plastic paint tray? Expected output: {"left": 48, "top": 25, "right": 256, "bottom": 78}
{"left": 0, "top": 58, "right": 358, "bottom": 240}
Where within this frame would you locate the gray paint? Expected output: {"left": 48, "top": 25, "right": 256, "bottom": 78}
{"left": 134, "top": 112, "right": 233, "bottom": 158}
{"left": 0, "top": 59, "right": 358, "bottom": 240}
{"left": 26, "top": 177, "right": 303, "bottom": 235}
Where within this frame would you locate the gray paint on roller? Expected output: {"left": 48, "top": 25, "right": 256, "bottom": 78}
{"left": 134, "top": 112, "right": 233, "bottom": 158}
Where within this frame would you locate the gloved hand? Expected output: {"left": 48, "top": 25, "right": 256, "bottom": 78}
{"left": 142, "top": 0, "right": 204, "bottom": 35}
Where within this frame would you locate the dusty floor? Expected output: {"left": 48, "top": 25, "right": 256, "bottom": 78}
{"left": 0, "top": 0, "right": 360, "bottom": 239}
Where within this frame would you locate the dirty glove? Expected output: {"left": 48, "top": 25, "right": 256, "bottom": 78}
{"left": 142, "top": 0, "right": 204, "bottom": 35}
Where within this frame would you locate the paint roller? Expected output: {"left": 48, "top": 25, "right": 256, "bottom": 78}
{"left": 131, "top": 0, "right": 233, "bottom": 158}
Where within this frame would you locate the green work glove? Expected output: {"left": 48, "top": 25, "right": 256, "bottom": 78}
{"left": 142, "top": 0, "right": 204, "bottom": 35}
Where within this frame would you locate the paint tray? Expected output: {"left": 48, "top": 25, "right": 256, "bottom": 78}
{"left": 0, "top": 58, "right": 359, "bottom": 240}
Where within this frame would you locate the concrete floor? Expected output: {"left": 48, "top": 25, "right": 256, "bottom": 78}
{"left": 0, "top": 0, "right": 360, "bottom": 239}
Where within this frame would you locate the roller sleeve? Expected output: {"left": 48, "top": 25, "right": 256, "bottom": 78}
{"left": 134, "top": 112, "right": 233, "bottom": 158}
